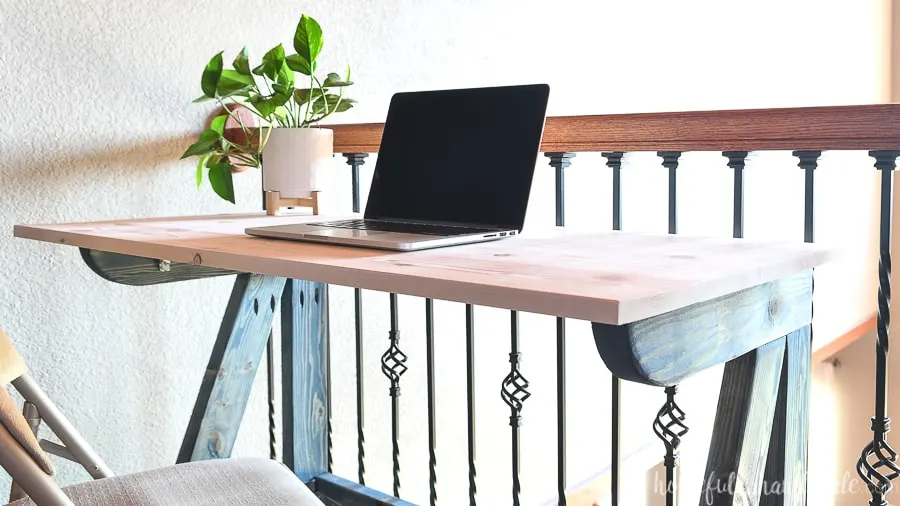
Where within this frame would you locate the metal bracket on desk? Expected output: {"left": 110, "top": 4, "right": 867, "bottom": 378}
{"left": 80, "top": 248, "right": 236, "bottom": 286}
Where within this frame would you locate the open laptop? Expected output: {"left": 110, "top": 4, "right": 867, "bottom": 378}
{"left": 245, "top": 83, "right": 550, "bottom": 251}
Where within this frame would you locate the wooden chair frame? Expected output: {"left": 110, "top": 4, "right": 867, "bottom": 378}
{"left": 0, "top": 330, "right": 112, "bottom": 506}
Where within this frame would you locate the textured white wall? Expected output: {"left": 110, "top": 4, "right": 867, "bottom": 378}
{"left": 0, "top": 1, "right": 888, "bottom": 505}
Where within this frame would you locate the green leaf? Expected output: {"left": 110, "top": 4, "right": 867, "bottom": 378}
{"left": 272, "top": 83, "right": 293, "bottom": 97}
{"left": 285, "top": 54, "right": 312, "bottom": 75}
{"left": 322, "top": 72, "right": 353, "bottom": 87}
{"left": 209, "top": 115, "right": 228, "bottom": 135}
{"left": 334, "top": 99, "right": 355, "bottom": 113}
{"left": 273, "top": 106, "right": 288, "bottom": 120}
{"left": 251, "top": 78, "right": 293, "bottom": 118}
{"left": 233, "top": 47, "right": 251, "bottom": 75}
{"left": 201, "top": 52, "right": 224, "bottom": 98}
{"left": 275, "top": 61, "right": 294, "bottom": 88}
{"left": 312, "top": 94, "right": 355, "bottom": 115}
{"left": 180, "top": 129, "right": 220, "bottom": 158}
{"left": 193, "top": 95, "right": 215, "bottom": 103}
{"left": 251, "top": 63, "right": 266, "bottom": 76}
{"left": 257, "top": 44, "right": 286, "bottom": 80}
{"left": 208, "top": 159, "right": 235, "bottom": 204}
{"left": 345, "top": 64, "right": 351, "bottom": 82}
{"left": 293, "top": 14, "right": 323, "bottom": 65}
{"left": 217, "top": 69, "right": 255, "bottom": 97}
{"left": 293, "top": 88, "right": 314, "bottom": 104}
{"left": 250, "top": 96, "right": 279, "bottom": 118}
{"left": 196, "top": 153, "right": 212, "bottom": 188}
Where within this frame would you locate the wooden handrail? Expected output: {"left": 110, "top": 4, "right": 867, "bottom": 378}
{"left": 321, "top": 104, "right": 900, "bottom": 153}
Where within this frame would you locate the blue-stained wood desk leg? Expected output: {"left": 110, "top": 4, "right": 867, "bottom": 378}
{"left": 280, "top": 281, "right": 418, "bottom": 506}
{"left": 281, "top": 279, "right": 329, "bottom": 483}
{"left": 177, "top": 274, "right": 286, "bottom": 463}
{"left": 700, "top": 329, "right": 807, "bottom": 506}
{"left": 760, "top": 327, "right": 811, "bottom": 506}
{"left": 592, "top": 272, "right": 812, "bottom": 506}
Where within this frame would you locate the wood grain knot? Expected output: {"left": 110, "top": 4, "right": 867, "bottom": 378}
{"left": 208, "top": 432, "right": 222, "bottom": 454}
{"left": 314, "top": 395, "right": 327, "bottom": 423}
{"left": 494, "top": 253, "right": 513, "bottom": 257}
{"left": 192, "top": 253, "right": 203, "bottom": 265}
{"left": 392, "top": 262, "right": 414, "bottom": 267}
{"left": 767, "top": 296, "right": 781, "bottom": 322}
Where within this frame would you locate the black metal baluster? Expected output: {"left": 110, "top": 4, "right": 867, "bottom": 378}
{"left": 857, "top": 151, "right": 900, "bottom": 506}
{"left": 344, "top": 153, "right": 369, "bottom": 484}
{"left": 758, "top": 150, "right": 819, "bottom": 504}
{"left": 793, "top": 151, "right": 820, "bottom": 244}
{"left": 320, "top": 287, "right": 333, "bottom": 471}
{"left": 546, "top": 153, "right": 575, "bottom": 226}
{"left": 426, "top": 298, "right": 437, "bottom": 506}
{"left": 653, "top": 386, "right": 689, "bottom": 506}
{"left": 266, "top": 329, "right": 277, "bottom": 460}
{"left": 381, "top": 293, "right": 407, "bottom": 497}
{"left": 260, "top": 181, "right": 278, "bottom": 462}
{"left": 346, "top": 153, "right": 368, "bottom": 215}
{"left": 657, "top": 151, "right": 684, "bottom": 505}
{"left": 603, "top": 151, "right": 625, "bottom": 506}
{"left": 546, "top": 152, "right": 575, "bottom": 505}
{"left": 466, "top": 303, "right": 477, "bottom": 505}
{"left": 604, "top": 152, "right": 625, "bottom": 232}
{"left": 723, "top": 151, "right": 748, "bottom": 239}
{"left": 502, "top": 311, "right": 532, "bottom": 506}
{"left": 658, "top": 152, "right": 681, "bottom": 234}
{"left": 795, "top": 150, "right": 820, "bottom": 337}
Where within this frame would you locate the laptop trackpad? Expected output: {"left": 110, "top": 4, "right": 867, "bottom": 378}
{"left": 304, "top": 228, "right": 392, "bottom": 239}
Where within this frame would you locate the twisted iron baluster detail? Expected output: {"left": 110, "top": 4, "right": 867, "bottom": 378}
{"left": 501, "top": 353, "right": 531, "bottom": 414}
{"left": 501, "top": 312, "right": 531, "bottom": 506}
{"left": 654, "top": 385, "right": 688, "bottom": 506}
{"left": 381, "top": 324, "right": 407, "bottom": 496}
{"left": 266, "top": 330, "right": 277, "bottom": 460}
{"left": 858, "top": 418, "right": 900, "bottom": 502}
{"left": 877, "top": 236, "right": 892, "bottom": 358}
{"left": 857, "top": 151, "right": 900, "bottom": 506}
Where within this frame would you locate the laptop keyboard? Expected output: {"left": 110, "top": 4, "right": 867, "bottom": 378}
{"left": 313, "top": 219, "right": 496, "bottom": 236}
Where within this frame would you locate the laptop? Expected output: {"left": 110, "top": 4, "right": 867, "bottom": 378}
{"left": 245, "top": 83, "right": 550, "bottom": 251}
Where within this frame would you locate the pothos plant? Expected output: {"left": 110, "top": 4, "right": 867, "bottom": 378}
{"left": 181, "top": 14, "right": 355, "bottom": 203}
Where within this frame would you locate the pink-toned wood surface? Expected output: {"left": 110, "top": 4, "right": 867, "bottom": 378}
{"left": 14, "top": 213, "right": 834, "bottom": 325}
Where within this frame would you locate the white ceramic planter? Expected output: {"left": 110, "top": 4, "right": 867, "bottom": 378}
{"left": 262, "top": 127, "right": 333, "bottom": 198}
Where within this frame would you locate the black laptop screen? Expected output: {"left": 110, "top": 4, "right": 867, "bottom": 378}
{"left": 364, "top": 84, "right": 549, "bottom": 231}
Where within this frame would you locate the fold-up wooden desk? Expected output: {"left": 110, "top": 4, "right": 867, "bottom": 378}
{"left": 14, "top": 213, "right": 833, "bottom": 506}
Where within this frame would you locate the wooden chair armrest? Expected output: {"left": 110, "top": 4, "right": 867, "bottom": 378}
{"left": 0, "top": 330, "right": 26, "bottom": 386}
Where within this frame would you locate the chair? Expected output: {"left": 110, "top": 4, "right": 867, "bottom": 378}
{"left": 0, "top": 329, "right": 324, "bottom": 506}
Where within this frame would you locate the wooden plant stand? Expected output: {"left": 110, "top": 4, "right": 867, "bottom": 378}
{"left": 265, "top": 191, "right": 320, "bottom": 216}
